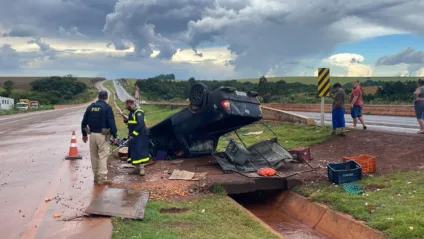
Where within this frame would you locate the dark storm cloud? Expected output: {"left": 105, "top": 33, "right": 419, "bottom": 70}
{"left": 27, "top": 38, "right": 58, "bottom": 60}
{"left": 376, "top": 47, "right": 424, "bottom": 66}
{"left": 0, "top": 0, "right": 118, "bottom": 38}
{"left": 103, "top": 0, "right": 213, "bottom": 58}
{"left": 0, "top": 44, "right": 22, "bottom": 70}
{"left": 58, "top": 26, "right": 88, "bottom": 39}
{"left": 1, "top": 0, "right": 424, "bottom": 77}
{"left": 7, "top": 25, "right": 41, "bottom": 37}
{"left": 346, "top": 0, "right": 424, "bottom": 35}
{"left": 0, "top": 38, "right": 59, "bottom": 70}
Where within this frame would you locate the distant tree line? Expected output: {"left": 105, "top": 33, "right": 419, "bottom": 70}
{"left": 127, "top": 74, "right": 419, "bottom": 104}
{"left": 133, "top": 74, "right": 316, "bottom": 102}
{"left": 1, "top": 75, "right": 99, "bottom": 105}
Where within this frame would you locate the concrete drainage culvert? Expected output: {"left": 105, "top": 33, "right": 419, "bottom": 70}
{"left": 230, "top": 191, "right": 384, "bottom": 239}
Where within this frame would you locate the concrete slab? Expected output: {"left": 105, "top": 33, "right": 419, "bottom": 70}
{"left": 85, "top": 188, "right": 149, "bottom": 220}
{"left": 179, "top": 157, "right": 290, "bottom": 194}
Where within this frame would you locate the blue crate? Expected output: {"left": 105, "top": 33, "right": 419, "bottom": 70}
{"left": 155, "top": 151, "right": 168, "bottom": 160}
{"left": 327, "top": 160, "right": 362, "bottom": 184}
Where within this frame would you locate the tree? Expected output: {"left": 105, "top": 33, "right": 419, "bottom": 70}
{"left": 4, "top": 80, "right": 14, "bottom": 96}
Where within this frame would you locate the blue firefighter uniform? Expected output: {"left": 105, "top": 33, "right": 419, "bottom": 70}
{"left": 127, "top": 107, "right": 150, "bottom": 165}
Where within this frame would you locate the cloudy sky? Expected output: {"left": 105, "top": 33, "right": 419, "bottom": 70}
{"left": 0, "top": 0, "right": 423, "bottom": 80}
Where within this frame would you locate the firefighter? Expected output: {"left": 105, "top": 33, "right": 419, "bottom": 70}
{"left": 124, "top": 99, "right": 150, "bottom": 176}
{"left": 81, "top": 90, "right": 118, "bottom": 185}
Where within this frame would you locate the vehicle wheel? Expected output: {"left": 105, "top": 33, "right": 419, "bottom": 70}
{"left": 189, "top": 83, "right": 208, "bottom": 107}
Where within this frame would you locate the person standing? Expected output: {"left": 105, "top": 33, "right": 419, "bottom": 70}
{"left": 413, "top": 78, "right": 424, "bottom": 134}
{"left": 81, "top": 90, "right": 118, "bottom": 185}
{"left": 331, "top": 83, "right": 347, "bottom": 135}
{"left": 349, "top": 81, "right": 367, "bottom": 129}
{"left": 124, "top": 99, "right": 150, "bottom": 176}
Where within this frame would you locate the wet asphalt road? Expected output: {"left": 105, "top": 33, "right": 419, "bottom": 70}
{"left": 290, "top": 111, "right": 420, "bottom": 134}
{"left": 113, "top": 80, "right": 134, "bottom": 102}
{"left": 0, "top": 82, "right": 112, "bottom": 239}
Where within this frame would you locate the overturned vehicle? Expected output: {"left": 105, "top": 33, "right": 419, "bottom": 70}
{"left": 147, "top": 83, "right": 296, "bottom": 173}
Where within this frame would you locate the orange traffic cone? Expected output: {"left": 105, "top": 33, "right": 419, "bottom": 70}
{"left": 65, "top": 131, "right": 82, "bottom": 160}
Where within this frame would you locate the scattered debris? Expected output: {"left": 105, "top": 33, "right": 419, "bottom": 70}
{"left": 85, "top": 188, "right": 149, "bottom": 220}
{"left": 364, "top": 185, "right": 385, "bottom": 192}
{"left": 192, "top": 172, "right": 208, "bottom": 181}
{"left": 169, "top": 170, "right": 207, "bottom": 181}
{"left": 57, "top": 215, "right": 86, "bottom": 222}
{"left": 170, "top": 160, "right": 184, "bottom": 165}
{"left": 243, "top": 130, "right": 263, "bottom": 136}
{"left": 120, "top": 164, "right": 135, "bottom": 169}
{"left": 169, "top": 170, "right": 195, "bottom": 180}
{"left": 257, "top": 167, "right": 277, "bottom": 177}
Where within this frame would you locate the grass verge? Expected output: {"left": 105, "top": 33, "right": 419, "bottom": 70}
{"left": 217, "top": 121, "right": 332, "bottom": 151}
{"left": 112, "top": 195, "right": 280, "bottom": 239}
{"left": 66, "top": 88, "right": 98, "bottom": 104}
{"left": 294, "top": 171, "right": 424, "bottom": 239}
{"left": 0, "top": 105, "right": 54, "bottom": 116}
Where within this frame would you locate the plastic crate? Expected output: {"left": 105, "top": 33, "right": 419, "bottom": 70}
{"left": 155, "top": 151, "right": 168, "bottom": 160}
{"left": 327, "top": 160, "right": 362, "bottom": 184}
{"left": 343, "top": 154, "right": 376, "bottom": 174}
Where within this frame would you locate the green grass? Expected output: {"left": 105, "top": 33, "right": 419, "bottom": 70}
{"left": 0, "top": 105, "right": 54, "bottom": 116}
{"left": 294, "top": 171, "right": 424, "bottom": 239}
{"left": 64, "top": 88, "right": 98, "bottom": 104}
{"left": 143, "top": 105, "right": 182, "bottom": 126}
{"left": 217, "top": 122, "right": 332, "bottom": 151}
{"left": 112, "top": 195, "right": 280, "bottom": 239}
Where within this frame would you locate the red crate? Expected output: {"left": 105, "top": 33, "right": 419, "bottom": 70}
{"left": 289, "top": 147, "right": 312, "bottom": 162}
{"left": 343, "top": 155, "right": 376, "bottom": 174}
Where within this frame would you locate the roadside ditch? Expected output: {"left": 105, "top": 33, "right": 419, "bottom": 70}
{"left": 230, "top": 190, "right": 384, "bottom": 239}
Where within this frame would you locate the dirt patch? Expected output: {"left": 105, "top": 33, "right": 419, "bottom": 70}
{"left": 363, "top": 185, "right": 385, "bottom": 192}
{"left": 295, "top": 130, "right": 424, "bottom": 181}
{"left": 107, "top": 159, "right": 213, "bottom": 200}
{"left": 160, "top": 208, "right": 189, "bottom": 214}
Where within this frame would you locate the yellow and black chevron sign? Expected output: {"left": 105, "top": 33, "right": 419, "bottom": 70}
{"left": 317, "top": 68, "right": 331, "bottom": 97}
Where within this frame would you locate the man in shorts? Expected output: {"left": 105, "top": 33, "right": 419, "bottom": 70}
{"left": 349, "top": 81, "right": 367, "bottom": 129}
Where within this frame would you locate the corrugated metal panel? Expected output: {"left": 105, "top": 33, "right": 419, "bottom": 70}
{"left": 85, "top": 188, "right": 149, "bottom": 220}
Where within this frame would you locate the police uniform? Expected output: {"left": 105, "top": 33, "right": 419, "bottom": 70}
{"left": 81, "top": 99, "right": 117, "bottom": 182}
{"left": 127, "top": 107, "right": 150, "bottom": 166}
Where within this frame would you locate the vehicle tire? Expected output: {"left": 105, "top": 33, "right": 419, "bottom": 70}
{"left": 189, "top": 83, "right": 208, "bottom": 107}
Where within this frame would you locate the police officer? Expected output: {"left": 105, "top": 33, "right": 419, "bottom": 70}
{"left": 81, "top": 90, "right": 118, "bottom": 185}
{"left": 124, "top": 99, "right": 150, "bottom": 176}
